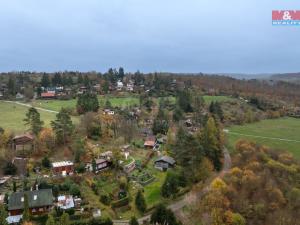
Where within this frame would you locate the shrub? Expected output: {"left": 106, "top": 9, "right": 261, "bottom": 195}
{"left": 76, "top": 163, "right": 86, "bottom": 173}
{"left": 100, "top": 194, "right": 111, "bottom": 206}
{"left": 3, "top": 162, "right": 17, "bottom": 175}
{"left": 42, "top": 156, "right": 51, "bottom": 168}
{"left": 70, "top": 184, "right": 81, "bottom": 197}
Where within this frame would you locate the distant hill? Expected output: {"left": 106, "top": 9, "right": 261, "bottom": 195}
{"left": 214, "top": 73, "right": 271, "bottom": 80}
{"left": 270, "top": 73, "right": 300, "bottom": 83}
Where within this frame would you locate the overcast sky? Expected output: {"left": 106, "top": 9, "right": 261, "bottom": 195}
{"left": 0, "top": 0, "right": 299, "bottom": 74}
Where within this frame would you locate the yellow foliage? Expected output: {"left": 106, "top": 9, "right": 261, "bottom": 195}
{"left": 85, "top": 177, "right": 93, "bottom": 187}
{"left": 211, "top": 177, "right": 227, "bottom": 191}
{"left": 0, "top": 130, "right": 12, "bottom": 147}
{"left": 22, "top": 222, "right": 34, "bottom": 225}
{"left": 230, "top": 167, "right": 243, "bottom": 177}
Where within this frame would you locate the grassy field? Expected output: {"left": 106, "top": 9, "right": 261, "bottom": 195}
{"left": 226, "top": 117, "right": 300, "bottom": 158}
{"left": 33, "top": 99, "right": 77, "bottom": 112}
{"left": 203, "top": 95, "right": 234, "bottom": 104}
{"left": 0, "top": 101, "right": 57, "bottom": 133}
{"left": 0, "top": 101, "right": 79, "bottom": 133}
{"left": 32, "top": 95, "right": 232, "bottom": 112}
{"left": 33, "top": 96, "right": 140, "bottom": 111}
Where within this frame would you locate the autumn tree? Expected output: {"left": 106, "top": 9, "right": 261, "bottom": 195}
{"left": 200, "top": 117, "right": 222, "bottom": 171}
{"left": 80, "top": 112, "right": 101, "bottom": 140}
{"left": 38, "top": 128, "right": 55, "bottom": 151}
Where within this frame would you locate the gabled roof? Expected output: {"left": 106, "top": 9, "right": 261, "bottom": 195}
{"left": 155, "top": 156, "right": 176, "bottom": 165}
{"left": 8, "top": 189, "right": 53, "bottom": 210}
{"left": 52, "top": 161, "right": 74, "bottom": 168}
{"left": 144, "top": 135, "right": 156, "bottom": 147}
{"left": 95, "top": 158, "right": 107, "bottom": 164}
{"left": 41, "top": 92, "right": 55, "bottom": 97}
{"left": 12, "top": 134, "right": 33, "bottom": 141}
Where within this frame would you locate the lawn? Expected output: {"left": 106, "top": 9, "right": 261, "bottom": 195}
{"left": 32, "top": 95, "right": 230, "bottom": 112}
{"left": 143, "top": 171, "right": 167, "bottom": 207}
{"left": 0, "top": 101, "right": 79, "bottom": 133}
{"left": 98, "top": 96, "right": 140, "bottom": 108}
{"left": 226, "top": 117, "right": 300, "bottom": 159}
{"left": 203, "top": 95, "right": 234, "bottom": 104}
{"left": 33, "top": 96, "right": 140, "bottom": 112}
{"left": 33, "top": 99, "right": 77, "bottom": 112}
{"left": 0, "top": 101, "right": 57, "bottom": 133}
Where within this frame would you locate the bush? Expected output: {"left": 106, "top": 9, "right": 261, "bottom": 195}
{"left": 42, "top": 156, "right": 51, "bottom": 168}
{"left": 100, "top": 194, "right": 111, "bottom": 206}
{"left": 76, "top": 163, "right": 86, "bottom": 173}
{"left": 65, "top": 208, "right": 75, "bottom": 215}
{"left": 3, "top": 162, "right": 17, "bottom": 175}
{"left": 70, "top": 184, "right": 81, "bottom": 197}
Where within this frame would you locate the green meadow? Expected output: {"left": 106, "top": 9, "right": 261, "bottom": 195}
{"left": 33, "top": 96, "right": 140, "bottom": 112}
{"left": 0, "top": 101, "right": 57, "bottom": 133}
{"left": 203, "top": 95, "right": 234, "bottom": 104}
{"left": 226, "top": 117, "right": 300, "bottom": 158}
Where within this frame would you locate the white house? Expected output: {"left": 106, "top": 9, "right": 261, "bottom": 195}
{"left": 103, "top": 109, "right": 115, "bottom": 115}
{"left": 57, "top": 195, "right": 75, "bottom": 210}
{"left": 117, "top": 80, "right": 124, "bottom": 91}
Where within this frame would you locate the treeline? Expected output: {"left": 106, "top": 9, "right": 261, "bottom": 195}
{"left": 2, "top": 71, "right": 300, "bottom": 106}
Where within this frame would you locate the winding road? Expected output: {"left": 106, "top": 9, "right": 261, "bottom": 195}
{"left": 113, "top": 147, "right": 232, "bottom": 225}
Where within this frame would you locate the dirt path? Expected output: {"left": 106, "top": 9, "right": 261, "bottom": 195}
{"left": 113, "top": 147, "right": 231, "bottom": 225}
{"left": 3, "top": 100, "right": 59, "bottom": 114}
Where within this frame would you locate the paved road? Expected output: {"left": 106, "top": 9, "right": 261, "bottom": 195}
{"left": 3, "top": 100, "right": 59, "bottom": 114}
{"left": 113, "top": 147, "right": 231, "bottom": 225}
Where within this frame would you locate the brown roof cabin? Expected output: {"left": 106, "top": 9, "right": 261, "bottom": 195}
{"left": 52, "top": 161, "right": 74, "bottom": 176}
{"left": 12, "top": 134, "right": 34, "bottom": 151}
{"left": 144, "top": 135, "right": 157, "bottom": 149}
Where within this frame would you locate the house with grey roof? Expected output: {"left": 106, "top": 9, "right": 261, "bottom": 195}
{"left": 7, "top": 189, "right": 53, "bottom": 223}
{"left": 154, "top": 156, "right": 176, "bottom": 171}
